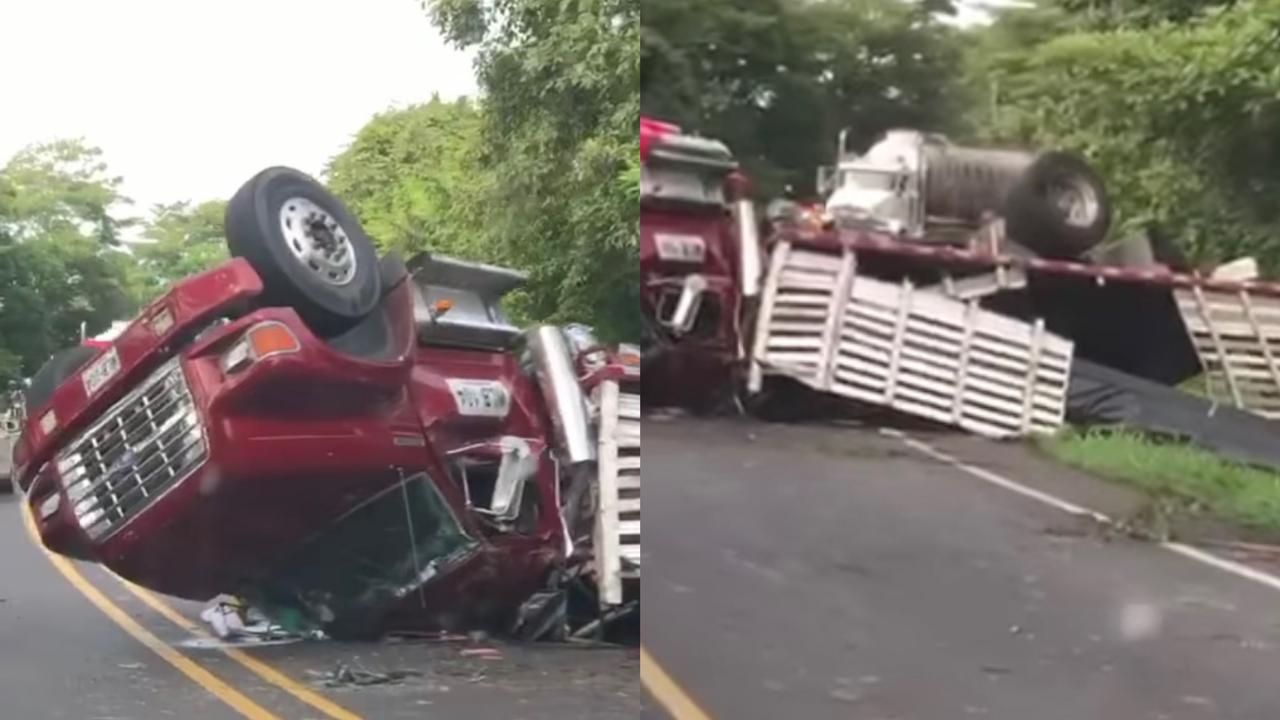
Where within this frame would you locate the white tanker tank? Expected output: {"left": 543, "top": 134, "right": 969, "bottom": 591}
{"left": 823, "top": 129, "right": 1111, "bottom": 259}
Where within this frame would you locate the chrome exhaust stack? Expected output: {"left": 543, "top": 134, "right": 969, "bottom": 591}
{"left": 736, "top": 199, "right": 762, "bottom": 298}
{"left": 526, "top": 326, "right": 596, "bottom": 465}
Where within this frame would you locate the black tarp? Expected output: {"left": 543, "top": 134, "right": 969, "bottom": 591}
{"left": 1068, "top": 359, "right": 1280, "bottom": 473}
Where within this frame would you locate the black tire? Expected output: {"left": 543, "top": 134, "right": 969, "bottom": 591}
{"left": 1003, "top": 152, "right": 1111, "bottom": 259}
{"left": 25, "top": 345, "right": 100, "bottom": 416}
{"left": 224, "top": 167, "right": 381, "bottom": 336}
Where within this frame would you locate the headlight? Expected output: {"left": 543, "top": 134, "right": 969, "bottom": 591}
{"left": 220, "top": 321, "right": 300, "bottom": 375}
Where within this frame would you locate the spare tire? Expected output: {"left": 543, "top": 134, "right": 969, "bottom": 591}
{"left": 25, "top": 345, "right": 100, "bottom": 416}
{"left": 225, "top": 167, "right": 381, "bottom": 336}
{"left": 1002, "top": 152, "right": 1111, "bottom": 259}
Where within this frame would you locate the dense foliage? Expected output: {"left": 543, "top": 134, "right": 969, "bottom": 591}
{"left": 0, "top": 141, "right": 229, "bottom": 388}
{"left": 642, "top": 0, "right": 965, "bottom": 195}
{"left": 421, "top": 0, "right": 640, "bottom": 341}
{"left": 329, "top": 0, "right": 641, "bottom": 341}
{"left": 327, "top": 98, "right": 488, "bottom": 263}
{"left": 970, "top": 0, "right": 1280, "bottom": 269}
{"left": 0, "top": 141, "right": 138, "bottom": 386}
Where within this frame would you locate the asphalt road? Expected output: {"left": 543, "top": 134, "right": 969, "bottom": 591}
{"left": 0, "top": 492, "right": 639, "bottom": 720}
{"left": 643, "top": 417, "right": 1280, "bottom": 720}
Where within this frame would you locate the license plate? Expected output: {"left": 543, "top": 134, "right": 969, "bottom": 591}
{"left": 446, "top": 379, "right": 511, "bottom": 418}
{"left": 81, "top": 347, "right": 121, "bottom": 397}
{"left": 655, "top": 233, "right": 706, "bottom": 264}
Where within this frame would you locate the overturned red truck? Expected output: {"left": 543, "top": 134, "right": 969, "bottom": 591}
{"left": 13, "top": 168, "right": 639, "bottom": 639}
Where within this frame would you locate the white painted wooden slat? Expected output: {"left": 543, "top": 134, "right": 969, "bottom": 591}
{"left": 766, "top": 335, "right": 826, "bottom": 350}
{"left": 762, "top": 351, "right": 822, "bottom": 367}
{"left": 1175, "top": 285, "right": 1280, "bottom": 419}
{"left": 593, "top": 379, "right": 624, "bottom": 606}
{"left": 749, "top": 241, "right": 793, "bottom": 393}
{"left": 769, "top": 320, "right": 829, "bottom": 334}
{"left": 618, "top": 394, "right": 640, "bottom": 420}
{"left": 770, "top": 307, "right": 831, "bottom": 321}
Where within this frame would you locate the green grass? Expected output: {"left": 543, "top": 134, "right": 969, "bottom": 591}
{"left": 1038, "top": 427, "right": 1280, "bottom": 536}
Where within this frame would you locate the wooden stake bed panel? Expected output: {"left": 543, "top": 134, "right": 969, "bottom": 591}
{"left": 593, "top": 382, "right": 640, "bottom": 607}
{"left": 752, "top": 243, "right": 1074, "bottom": 438}
{"left": 1175, "top": 287, "right": 1280, "bottom": 418}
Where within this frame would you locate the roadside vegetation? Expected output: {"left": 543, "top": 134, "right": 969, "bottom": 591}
{"left": 1039, "top": 427, "right": 1280, "bottom": 538}
{"left": 0, "top": 0, "right": 638, "bottom": 391}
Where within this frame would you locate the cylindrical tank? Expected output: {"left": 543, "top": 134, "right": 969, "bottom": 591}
{"left": 886, "top": 133, "right": 1112, "bottom": 258}
{"left": 922, "top": 142, "right": 1034, "bottom": 224}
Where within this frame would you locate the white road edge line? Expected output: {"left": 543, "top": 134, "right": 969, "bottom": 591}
{"left": 881, "top": 427, "right": 1280, "bottom": 595}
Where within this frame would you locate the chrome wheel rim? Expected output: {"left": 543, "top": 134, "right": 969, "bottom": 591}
{"left": 1048, "top": 177, "right": 1100, "bottom": 229}
{"left": 278, "top": 197, "right": 357, "bottom": 286}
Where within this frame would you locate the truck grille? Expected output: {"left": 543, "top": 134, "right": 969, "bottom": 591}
{"left": 54, "top": 358, "right": 206, "bottom": 540}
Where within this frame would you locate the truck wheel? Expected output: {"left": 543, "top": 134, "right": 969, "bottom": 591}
{"left": 1003, "top": 152, "right": 1111, "bottom": 259}
{"left": 25, "top": 345, "right": 100, "bottom": 416}
{"left": 225, "top": 167, "right": 381, "bottom": 336}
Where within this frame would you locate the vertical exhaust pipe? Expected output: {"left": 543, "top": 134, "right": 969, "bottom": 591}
{"left": 736, "top": 199, "right": 761, "bottom": 298}
{"left": 527, "top": 326, "right": 596, "bottom": 465}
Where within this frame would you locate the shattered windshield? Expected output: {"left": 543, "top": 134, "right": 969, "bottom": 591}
{"left": 247, "top": 474, "right": 476, "bottom": 630}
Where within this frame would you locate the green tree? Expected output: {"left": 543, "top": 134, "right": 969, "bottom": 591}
{"left": 133, "top": 200, "right": 229, "bottom": 302}
{"left": 968, "top": 0, "right": 1280, "bottom": 268}
{"left": 0, "top": 141, "right": 138, "bottom": 386}
{"left": 642, "top": 0, "right": 964, "bottom": 194}
{"left": 326, "top": 97, "right": 492, "bottom": 262}
{"left": 1049, "top": 0, "right": 1234, "bottom": 28}
{"left": 425, "top": 0, "right": 640, "bottom": 342}
{"left": 0, "top": 139, "right": 133, "bottom": 247}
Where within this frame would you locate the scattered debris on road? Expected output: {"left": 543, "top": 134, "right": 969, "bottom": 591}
{"left": 315, "top": 663, "right": 425, "bottom": 688}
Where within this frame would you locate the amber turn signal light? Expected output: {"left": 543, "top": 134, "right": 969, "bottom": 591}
{"left": 246, "top": 322, "right": 300, "bottom": 359}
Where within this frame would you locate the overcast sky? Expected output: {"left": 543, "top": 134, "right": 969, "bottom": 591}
{"left": 0, "top": 0, "right": 477, "bottom": 218}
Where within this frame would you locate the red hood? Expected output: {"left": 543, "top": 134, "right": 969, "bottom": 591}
{"left": 14, "top": 258, "right": 264, "bottom": 491}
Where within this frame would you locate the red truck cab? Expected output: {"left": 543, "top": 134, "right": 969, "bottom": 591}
{"left": 16, "top": 167, "right": 637, "bottom": 638}
{"left": 640, "top": 117, "right": 761, "bottom": 410}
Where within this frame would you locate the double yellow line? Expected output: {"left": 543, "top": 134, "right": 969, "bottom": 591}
{"left": 21, "top": 505, "right": 362, "bottom": 720}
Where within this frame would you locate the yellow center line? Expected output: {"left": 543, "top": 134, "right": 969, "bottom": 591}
{"left": 641, "top": 645, "right": 714, "bottom": 720}
{"left": 20, "top": 505, "right": 281, "bottom": 720}
{"left": 109, "top": 572, "right": 363, "bottom": 720}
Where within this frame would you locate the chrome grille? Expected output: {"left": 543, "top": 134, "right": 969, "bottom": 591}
{"left": 54, "top": 358, "right": 206, "bottom": 540}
